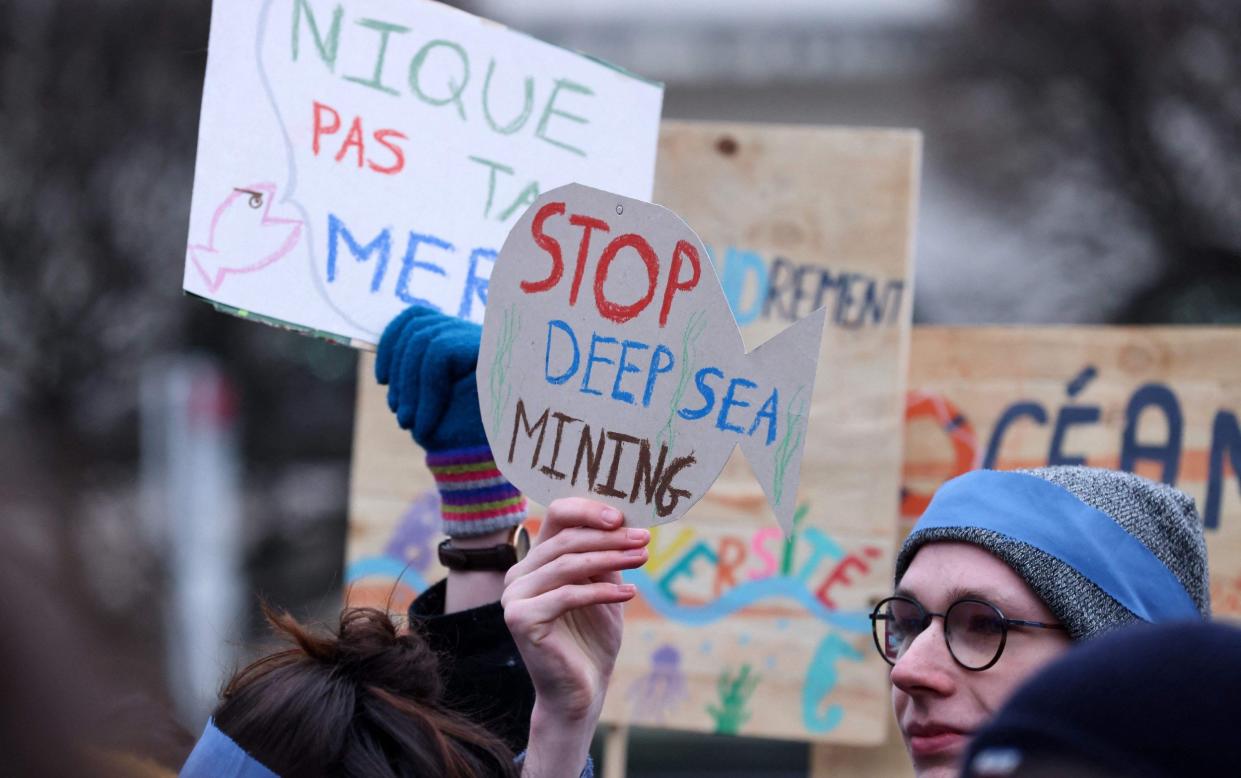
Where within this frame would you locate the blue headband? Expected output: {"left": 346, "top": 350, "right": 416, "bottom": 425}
{"left": 180, "top": 719, "right": 279, "bottom": 778}
{"left": 911, "top": 470, "right": 1198, "bottom": 622}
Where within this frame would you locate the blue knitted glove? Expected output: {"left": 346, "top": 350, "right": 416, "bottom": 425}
{"left": 376, "top": 306, "right": 526, "bottom": 538}
{"left": 377, "top": 305, "right": 487, "bottom": 451}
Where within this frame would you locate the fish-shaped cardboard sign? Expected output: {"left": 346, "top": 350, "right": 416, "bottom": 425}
{"left": 478, "top": 183, "right": 826, "bottom": 531}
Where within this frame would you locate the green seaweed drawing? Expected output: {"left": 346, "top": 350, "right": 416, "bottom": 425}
{"left": 658, "top": 309, "right": 708, "bottom": 451}
{"left": 770, "top": 386, "right": 807, "bottom": 506}
{"left": 779, "top": 501, "right": 811, "bottom": 576}
{"left": 488, "top": 306, "right": 520, "bottom": 433}
{"left": 706, "top": 663, "right": 760, "bottom": 736}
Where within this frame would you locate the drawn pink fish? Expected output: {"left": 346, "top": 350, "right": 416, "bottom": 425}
{"left": 187, "top": 182, "right": 302, "bottom": 292}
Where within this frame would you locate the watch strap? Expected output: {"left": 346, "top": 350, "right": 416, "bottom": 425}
{"left": 438, "top": 538, "right": 519, "bottom": 572}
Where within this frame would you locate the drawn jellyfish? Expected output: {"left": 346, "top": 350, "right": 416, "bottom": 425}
{"left": 626, "top": 644, "right": 689, "bottom": 723}
{"left": 383, "top": 491, "right": 442, "bottom": 574}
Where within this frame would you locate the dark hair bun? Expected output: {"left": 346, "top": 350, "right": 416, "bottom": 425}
{"left": 218, "top": 604, "right": 516, "bottom": 777}
{"left": 334, "top": 607, "right": 444, "bottom": 702}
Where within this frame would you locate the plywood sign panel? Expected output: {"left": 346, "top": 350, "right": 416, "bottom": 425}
{"left": 899, "top": 326, "right": 1241, "bottom": 620}
{"left": 346, "top": 120, "right": 921, "bottom": 745}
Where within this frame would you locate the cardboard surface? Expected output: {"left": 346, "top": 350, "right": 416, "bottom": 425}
{"left": 477, "top": 183, "right": 825, "bottom": 530}
{"left": 184, "top": 0, "right": 662, "bottom": 346}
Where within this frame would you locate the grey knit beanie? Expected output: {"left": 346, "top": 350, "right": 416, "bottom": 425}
{"left": 895, "top": 466, "right": 1210, "bottom": 641}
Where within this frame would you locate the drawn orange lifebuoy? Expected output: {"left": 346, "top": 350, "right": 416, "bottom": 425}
{"left": 901, "top": 390, "right": 978, "bottom": 520}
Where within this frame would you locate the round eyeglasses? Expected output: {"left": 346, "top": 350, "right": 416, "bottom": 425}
{"left": 869, "top": 595, "right": 1066, "bottom": 671}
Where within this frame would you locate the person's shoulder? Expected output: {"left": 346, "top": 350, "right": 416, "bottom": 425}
{"left": 410, "top": 578, "right": 448, "bottom": 618}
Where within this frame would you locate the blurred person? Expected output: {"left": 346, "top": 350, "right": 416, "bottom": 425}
{"left": 871, "top": 467, "right": 1210, "bottom": 777}
{"left": 0, "top": 533, "right": 190, "bottom": 777}
{"left": 961, "top": 620, "right": 1241, "bottom": 777}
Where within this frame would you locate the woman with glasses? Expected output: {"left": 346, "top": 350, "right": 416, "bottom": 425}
{"left": 870, "top": 466, "right": 1210, "bottom": 777}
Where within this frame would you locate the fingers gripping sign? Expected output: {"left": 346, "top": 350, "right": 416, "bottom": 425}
{"left": 503, "top": 498, "right": 649, "bottom": 774}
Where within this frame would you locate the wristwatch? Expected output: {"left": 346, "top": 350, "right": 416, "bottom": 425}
{"left": 437, "top": 524, "right": 531, "bottom": 572}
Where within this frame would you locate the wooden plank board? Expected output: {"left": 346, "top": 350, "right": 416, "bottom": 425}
{"left": 345, "top": 119, "right": 921, "bottom": 745}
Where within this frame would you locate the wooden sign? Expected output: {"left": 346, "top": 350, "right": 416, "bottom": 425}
{"left": 899, "top": 326, "right": 1241, "bottom": 618}
{"left": 184, "top": 0, "right": 662, "bottom": 346}
{"left": 346, "top": 120, "right": 921, "bottom": 744}
{"left": 477, "top": 183, "right": 825, "bottom": 531}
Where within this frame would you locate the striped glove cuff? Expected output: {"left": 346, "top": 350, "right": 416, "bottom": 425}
{"left": 427, "top": 445, "right": 528, "bottom": 538}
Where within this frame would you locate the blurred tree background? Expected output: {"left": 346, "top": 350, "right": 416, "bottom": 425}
{"left": 0, "top": 0, "right": 1237, "bottom": 770}
{"left": 0, "top": 0, "right": 354, "bottom": 703}
{"left": 949, "top": 0, "right": 1241, "bottom": 323}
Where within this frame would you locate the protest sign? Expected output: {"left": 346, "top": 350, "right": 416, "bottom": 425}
{"left": 184, "top": 0, "right": 662, "bottom": 346}
{"left": 346, "top": 121, "right": 921, "bottom": 744}
{"left": 899, "top": 326, "right": 1241, "bottom": 619}
{"left": 477, "top": 183, "right": 825, "bottom": 531}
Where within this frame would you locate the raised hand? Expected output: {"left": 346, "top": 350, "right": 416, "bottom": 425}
{"left": 502, "top": 498, "right": 649, "bottom": 777}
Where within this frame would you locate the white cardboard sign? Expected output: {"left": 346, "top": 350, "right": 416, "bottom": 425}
{"left": 478, "top": 184, "right": 827, "bottom": 531}
{"left": 184, "top": 0, "right": 663, "bottom": 346}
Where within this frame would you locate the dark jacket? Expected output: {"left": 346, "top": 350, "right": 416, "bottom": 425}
{"left": 409, "top": 580, "right": 537, "bottom": 754}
